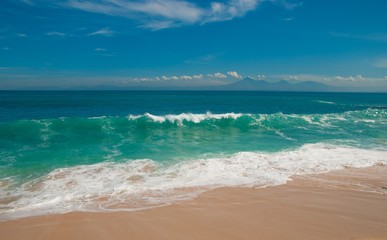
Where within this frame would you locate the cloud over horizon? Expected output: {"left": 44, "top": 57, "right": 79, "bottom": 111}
{"left": 227, "top": 71, "right": 243, "bottom": 79}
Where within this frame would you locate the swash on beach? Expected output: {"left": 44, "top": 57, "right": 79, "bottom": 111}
{"left": 1, "top": 91, "right": 386, "bottom": 220}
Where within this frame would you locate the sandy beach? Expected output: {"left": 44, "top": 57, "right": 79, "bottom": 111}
{"left": 1, "top": 166, "right": 386, "bottom": 240}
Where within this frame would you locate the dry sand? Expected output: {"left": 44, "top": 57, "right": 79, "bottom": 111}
{"left": 1, "top": 166, "right": 387, "bottom": 240}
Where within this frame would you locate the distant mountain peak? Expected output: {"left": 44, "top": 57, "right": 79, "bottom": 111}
{"left": 227, "top": 77, "right": 267, "bottom": 86}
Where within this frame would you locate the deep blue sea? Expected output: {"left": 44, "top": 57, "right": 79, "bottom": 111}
{"left": 1, "top": 91, "right": 386, "bottom": 219}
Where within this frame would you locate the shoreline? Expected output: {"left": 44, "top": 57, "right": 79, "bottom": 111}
{"left": 1, "top": 166, "right": 386, "bottom": 240}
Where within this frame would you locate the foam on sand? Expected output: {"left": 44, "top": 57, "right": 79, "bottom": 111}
{"left": 1, "top": 143, "right": 386, "bottom": 220}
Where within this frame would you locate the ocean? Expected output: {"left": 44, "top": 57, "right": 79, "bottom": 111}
{"left": 0, "top": 91, "right": 386, "bottom": 220}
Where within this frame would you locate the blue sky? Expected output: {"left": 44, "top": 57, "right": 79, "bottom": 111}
{"left": 0, "top": 0, "right": 386, "bottom": 90}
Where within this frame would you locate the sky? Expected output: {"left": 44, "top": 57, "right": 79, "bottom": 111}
{"left": 0, "top": 0, "right": 387, "bottom": 90}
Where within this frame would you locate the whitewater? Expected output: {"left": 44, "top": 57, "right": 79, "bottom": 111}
{"left": 0, "top": 91, "right": 386, "bottom": 220}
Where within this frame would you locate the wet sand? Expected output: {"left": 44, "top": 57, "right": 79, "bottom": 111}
{"left": 1, "top": 166, "right": 387, "bottom": 240}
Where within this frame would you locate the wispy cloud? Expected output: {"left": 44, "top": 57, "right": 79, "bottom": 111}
{"left": 193, "top": 74, "right": 204, "bottom": 79}
{"left": 331, "top": 32, "right": 387, "bottom": 43}
{"left": 129, "top": 72, "right": 232, "bottom": 83}
{"left": 276, "top": 74, "right": 367, "bottom": 83}
{"left": 328, "top": 75, "right": 366, "bottom": 82}
{"left": 21, "top": 0, "right": 301, "bottom": 30}
{"left": 2, "top": 47, "right": 10, "bottom": 51}
{"left": 322, "top": 75, "right": 387, "bottom": 88}
{"left": 141, "top": 21, "right": 176, "bottom": 30}
{"left": 269, "top": 0, "right": 303, "bottom": 10}
{"left": 93, "top": 47, "right": 116, "bottom": 56}
{"left": 227, "top": 71, "right": 243, "bottom": 79}
{"left": 203, "top": 0, "right": 260, "bottom": 23}
{"left": 46, "top": 31, "right": 67, "bottom": 36}
{"left": 214, "top": 72, "right": 228, "bottom": 78}
{"left": 87, "top": 27, "right": 114, "bottom": 36}
{"left": 283, "top": 75, "right": 300, "bottom": 81}
{"left": 283, "top": 17, "right": 294, "bottom": 21}
{"left": 275, "top": 73, "right": 387, "bottom": 88}
{"left": 17, "top": 33, "right": 27, "bottom": 37}
{"left": 67, "top": 0, "right": 203, "bottom": 30}
{"left": 62, "top": 0, "right": 269, "bottom": 30}
{"left": 94, "top": 48, "right": 107, "bottom": 52}
{"left": 206, "top": 72, "right": 228, "bottom": 78}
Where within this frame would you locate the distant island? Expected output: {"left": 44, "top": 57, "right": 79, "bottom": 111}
{"left": 6, "top": 77, "right": 386, "bottom": 92}
{"left": 202, "top": 77, "right": 336, "bottom": 92}
{"left": 57, "top": 77, "right": 379, "bottom": 92}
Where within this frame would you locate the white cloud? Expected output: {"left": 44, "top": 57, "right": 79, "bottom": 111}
{"left": 87, "top": 28, "right": 114, "bottom": 36}
{"left": 162, "top": 75, "right": 180, "bottom": 81}
{"left": 67, "top": 0, "right": 203, "bottom": 30}
{"left": 192, "top": 74, "right": 204, "bottom": 79}
{"left": 130, "top": 72, "right": 230, "bottom": 82}
{"left": 279, "top": 74, "right": 371, "bottom": 84}
{"left": 256, "top": 74, "right": 266, "bottom": 80}
{"left": 330, "top": 75, "right": 365, "bottom": 82}
{"left": 17, "top": 33, "right": 27, "bottom": 37}
{"left": 283, "top": 75, "right": 300, "bottom": 81}
{"left": 260, "top": 73, "right": 387, "bottom": 89}
{"left": 204, "top": 0, "right": 260, "bottom": 23}
{"left": 141, "top": 21, "right": 176, "bottom": 30}
{"left": 227, "top": 71, "right": 242, "bottom": 79}
{"left": 206, "top": 72, "right": 227, "bottom": 78}
{"left": 269, "top": 0, "right": 303, "bottom": 10}
{"left": 123, "top": 0, "right": 202, "bottom": 23}
{"left": 214, "top": 72, "right": 227, "bottom": 78}
{"left": 132, "top": 77, "right": 152, "bottom": 82}
{"left": 318, "top": 74, "right": 387, "bottom": 88}
{"left": 46, "top": 31, "right": 67, "bottom": 36}
{"left": 284, "top": 17, "right": 294, "bottom": 21}
{"left": 64, "top": 0, "right": 262, "bottom": 30}
{"left": 94, "top": 48, "right": 107, "bottom": 52}
{"left": 180, "top": 75, "right": 193, "bottom": 80}
{"left": 24, "top": 0, "right": 300, "bottom": 31}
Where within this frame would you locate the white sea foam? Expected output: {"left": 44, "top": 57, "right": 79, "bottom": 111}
{"left": 1, "top": 143, "right": 386, "bottom": 220}
{"left": 128, "top": 112, "right": 245, "bottom": 125}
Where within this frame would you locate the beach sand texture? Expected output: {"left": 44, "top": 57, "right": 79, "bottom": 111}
{"left": 1, "top": 166, "right": 386, "bottom": 240}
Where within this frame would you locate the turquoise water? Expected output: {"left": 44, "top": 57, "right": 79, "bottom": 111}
{"left": 1, "top": 91, "right": 387, "bottom": 219}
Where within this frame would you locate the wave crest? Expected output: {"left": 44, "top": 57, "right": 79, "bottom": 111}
{"left": 128, "top": 112, "right": 245, "bottom": 125}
